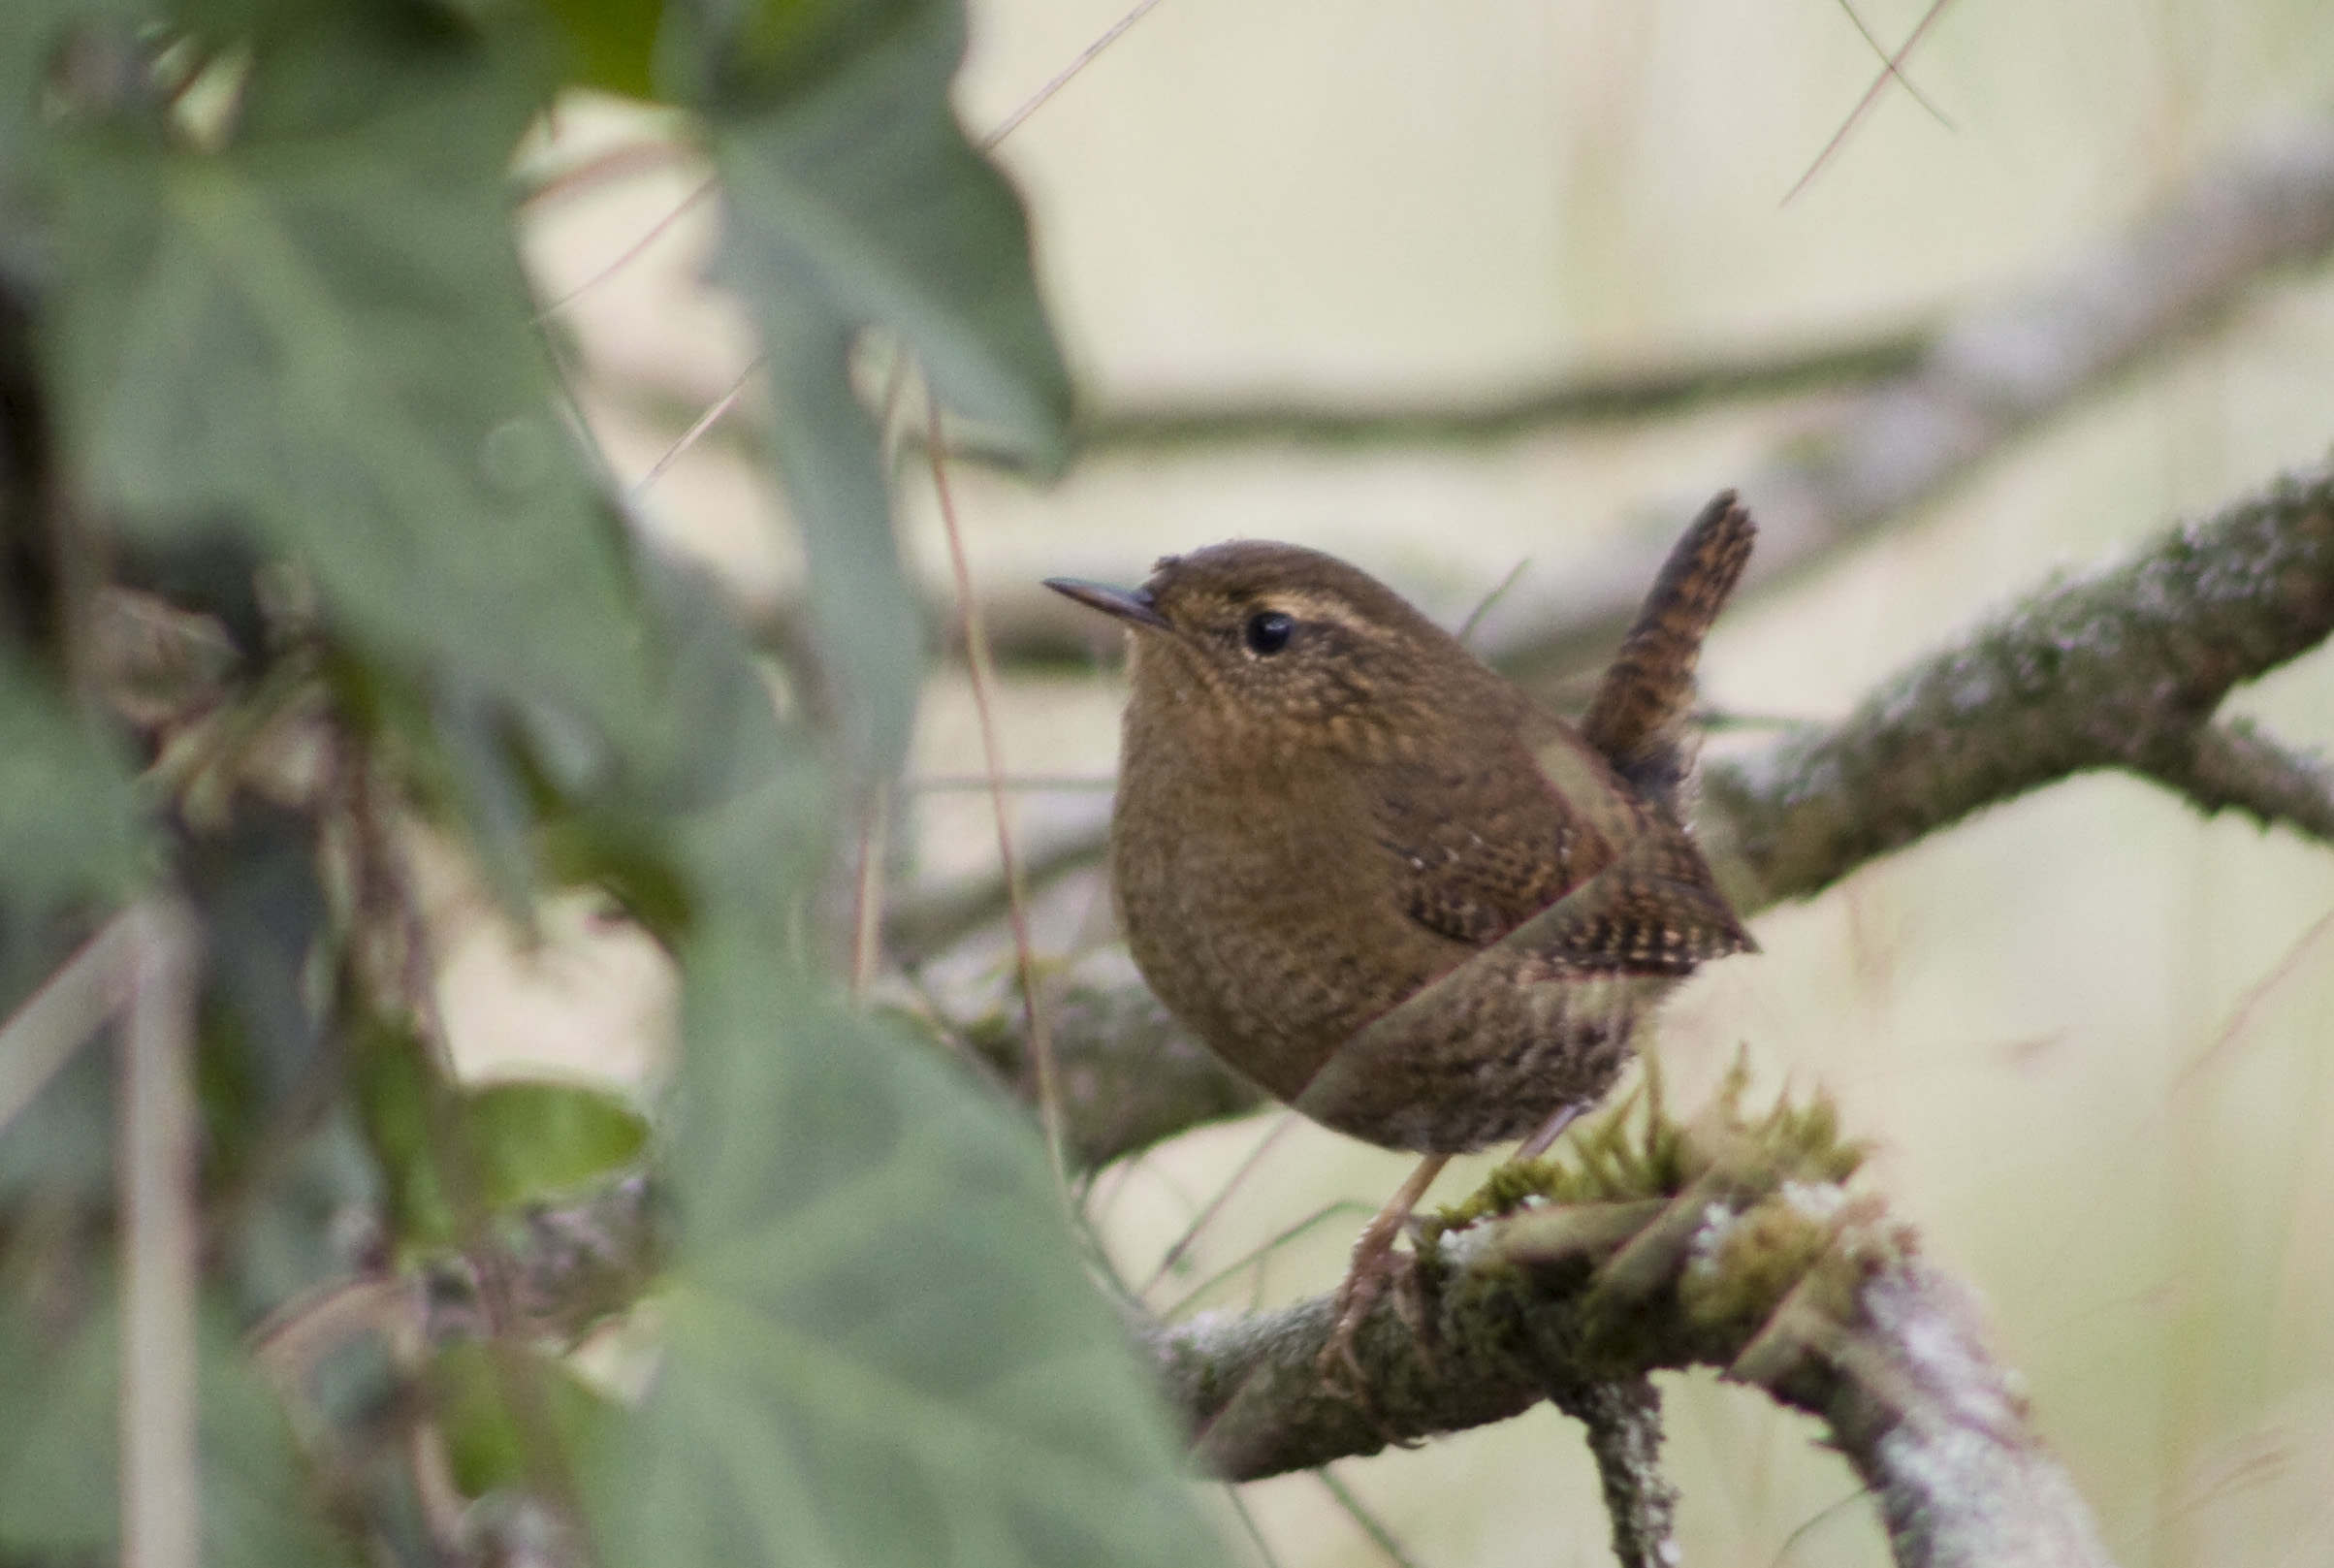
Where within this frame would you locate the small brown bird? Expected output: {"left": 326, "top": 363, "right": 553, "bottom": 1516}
{"left": 1047, "top": 494, "right": 1758, "bottom": 1358}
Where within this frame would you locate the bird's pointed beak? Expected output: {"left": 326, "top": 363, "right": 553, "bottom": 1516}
{"left": 1043, "top": 577, "right": 1173, "bottom": 632}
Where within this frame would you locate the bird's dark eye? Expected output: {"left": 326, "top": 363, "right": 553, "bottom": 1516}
{"left": 1244, "top": 610, "right": 1295, "bottom": 656}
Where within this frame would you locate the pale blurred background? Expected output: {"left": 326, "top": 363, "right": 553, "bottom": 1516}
{"left": 465, "top": 3, "right": 2334, "bottom": 1563}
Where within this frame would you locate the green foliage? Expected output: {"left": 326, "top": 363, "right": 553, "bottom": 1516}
{"left": 0, "top": 653, "right": 145, "bottom": 1006}
{"left": 45, "top": 8, "right": 654, "bottom": 756}
{"left": 429, "top": 1338, "right": 615, "bottom": 1496}
{"left": 467, "top": 1079, "right": 651, "bottom": 1208}
{"left": 0, "top": 0, "right": 136, "bottom": 214}
{"left": 0, "top": 0, "right": 1212, "bottom": 1562}
{"left": 0, "top": 1301, "right": 347, "bottom": 1566}
{"left": 355, "top": 1024, "right": 649, "bottom": 1245}
{"left": 593, "top": 954, "right": 1222, "bottom": 1568}
{"left": 699, "top": 0, "right": 1071, "bottom": 767}
{"left": 538, "top": 0, "right": 666, "bottom": 100}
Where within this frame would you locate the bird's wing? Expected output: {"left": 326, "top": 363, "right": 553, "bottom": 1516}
{"left": 1372, "top": 714, "right": 1643, "bottom": 947}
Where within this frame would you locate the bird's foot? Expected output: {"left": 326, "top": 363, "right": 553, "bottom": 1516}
{"left": 1318, "top": 1237, "right": 1414, "bottom": 1391}
{"left": 1318, "top": 1153, "right": 1451, "bottom": 1400}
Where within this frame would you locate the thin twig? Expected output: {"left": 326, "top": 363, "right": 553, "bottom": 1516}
{"left": 1828, "top": 0, "right": 1956, "bottom": 127}
{"left": 2172, "top": 903, "right": 2334, "bottom": 1089}
{"left": 1315, "top": 1467, "right": 1426, "bottom": 1568}
{"left": 1767, "top": 1488, "right": 1880, "bottom": 1567}
{"left": 519, "top": 141, "right": 691, "bottom": 209}
{"left": 1224, "top": 1487, "right": 1288, "bottom": 1568}
{"left": 625, "top": 355, "right": 765, "bottom": 504}
{"left": 0, "top": 909, "right": 134, "bottom": 1135}
{"left": 536, "top": 176, "right": 716, "bottom": 321}
{"left": 1784, "top": 0, "right": 1960, "bottom": 204}
{"left": 1455, "top": 557, "right": 1530, "bottom": 649}
{"left": 980, "top": 0, "right": 1172, "bottom": 150}
{"left": 928, "top": 402, "right": 1071, "bottom": 1200}
{"left": 1161, "top": 1200, "right": 1375, "bottom": 1320}
{"left": 1139, "top": 1113, "right": 1297, "bottom": 1295}
{"left": 119, "top": 897, "right": 201, "bottom": 1568}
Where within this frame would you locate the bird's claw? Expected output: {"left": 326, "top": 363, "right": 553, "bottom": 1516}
{"left": 1319, "top": 1243, "right": 1410, "bottom": 1390}
{"left": 1318, "top": 1238, "right": 1439, "bottom": 1411}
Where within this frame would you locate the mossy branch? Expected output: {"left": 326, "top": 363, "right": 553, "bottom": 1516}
{"left": 1149, "top": 1072, "right": 2119, "bottom": 1568}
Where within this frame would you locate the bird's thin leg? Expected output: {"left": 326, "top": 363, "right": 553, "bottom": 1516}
{"left": 1322, "top": 1152, "right": 1450, "bottom": 1386}
{"left": 1515, "top": 1101, "right": 1584, "bottom": 1163}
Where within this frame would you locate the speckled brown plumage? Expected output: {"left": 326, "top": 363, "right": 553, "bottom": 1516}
{"left": 1047, "top": 495, "right": 1757, "bottom": 1156}
{"left": 1583, "top": 490, "right": 1758, "bottom": 816}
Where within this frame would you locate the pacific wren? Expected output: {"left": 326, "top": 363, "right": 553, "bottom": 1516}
{"left": 1047, "top": 494, "right": 1757, "bottom": 1164}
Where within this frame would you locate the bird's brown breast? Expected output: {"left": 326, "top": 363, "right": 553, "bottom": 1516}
{"left": 1109, "top": 668, "right": 1615, "bottom": 1113}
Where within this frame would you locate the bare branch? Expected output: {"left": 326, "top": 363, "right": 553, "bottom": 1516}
{"left": 1485, "top": 121, "right": 2334, "bottom": 690}
{"left": 0, "top": 909, "right": 134, "bottom": 1135}
{"left": 1065, "top": 331, "right": 1926, "bottom": 455}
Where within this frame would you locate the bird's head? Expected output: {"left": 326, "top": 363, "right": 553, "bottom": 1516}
{"left": 1045, "top": 542, "right": 1485, "bottom": 753}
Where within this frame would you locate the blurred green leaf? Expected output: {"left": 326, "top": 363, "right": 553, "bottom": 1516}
{"left": 540, "top": 0, "right": 667, "bottom": 100}
{"left": 708, "top": 0, "right": 1069, "bottom": 464}
{"left": 0, "top": 1297, "right": 348, "bottom": 1565}
{"left": 0, "top": 1288, "right": 114, "bottom": 1552}
{"left": 591, "top": 947, "right": 1228, "bottom": 1568}
{"left": 692, "top": 0, "right": 1070, "bottom": 768}
{"left": 623, "top": 548, "right": 797, "bottom": 814}
{"left": 467, "top": 1079, "right": 649, "bottom": 1208}
{"left": 42, "top": 12, "right": 654, "bottom": 760}
{"left": 357, "top": 1023, "right": 649, "bottom": 1245}
{"left": 533, "top": 549, "right": 797, "bottom": 941}
{"left": 733, "top": 304, "right": 926, "bottom": 768}
{"left": 428, "top": 1337, "right": 615, "bottom": 1497}
{"left": 0, "top": 653, "right": 144, "bottom": 1008}
{"left": 0, "top": 0, "right": 145, "bottom": 214}
{"left": 353, "top": 1019, "right": 456, "bottom": 1247}
{"left": 184, "top": 800, "right": 329, "bottom": 1113}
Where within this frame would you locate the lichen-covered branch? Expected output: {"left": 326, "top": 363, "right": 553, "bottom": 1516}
{"left": 1704, "top": 459, "right": 2334, "bottom": 906}
{"left": 1551, "top": 1376, "right": 1680, "bottom": 1568}
{"left": 1148, "top": 1081, "right": 2118, "bottom": 1568}
{"left": 2138, "top": 716, "right": 2334, "bottom": 844}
